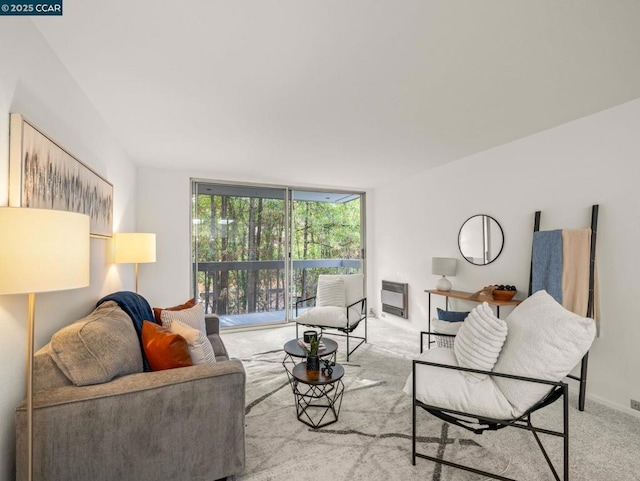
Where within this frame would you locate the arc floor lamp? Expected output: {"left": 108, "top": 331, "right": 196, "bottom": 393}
{"left": 0, "top": 207, "right": 90, "bottom": 481}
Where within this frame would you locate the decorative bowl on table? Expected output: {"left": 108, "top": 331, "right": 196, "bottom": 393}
{"left": 492, "top": 285, "right": 516, "bottom": 301}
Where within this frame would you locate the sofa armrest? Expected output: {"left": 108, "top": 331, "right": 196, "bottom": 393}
{"left": 204, "top": 314, "right": 230, "bottom": 360}
{"left": 205, "top": 313, "right": 220, "bottom": 335}
{"left": 209, "top": 333, "right": 229, "bottom": 361}
{"left": 17, "top": 360, "right": 245, "bottom": 481}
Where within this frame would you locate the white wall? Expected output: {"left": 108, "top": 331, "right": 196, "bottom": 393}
{"left": 136, "top": 169, "right": 193, "bottom": 306}
{"left": 371, "top": 98, "right": 640, "bottom": 415}
{"left": 0, "top": 19, "right": 136, "bottom": 480}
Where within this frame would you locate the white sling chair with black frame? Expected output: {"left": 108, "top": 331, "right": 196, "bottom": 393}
{"left": 295, "top": 273, "right": 367, "bottom": 361}
{"left": 406, "top": 290, "right": 596, "bottom": 480}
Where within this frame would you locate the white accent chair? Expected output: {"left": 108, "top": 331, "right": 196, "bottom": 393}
{"left": 406, "top": 290, "right": 596, "bottom": 480}
{"left": 295, "top": 273, "right": 367, "bottom": 361}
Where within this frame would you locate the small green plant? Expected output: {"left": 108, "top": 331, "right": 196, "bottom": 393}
{"left": 307, "top": 333, "right": 322, "bottom": 357}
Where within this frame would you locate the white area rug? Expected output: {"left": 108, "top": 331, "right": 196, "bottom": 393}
{"left": 237, "top": 344, "right": 509, "bottom": 480}
{"left": 223, "top": 319, "right": 640, "bottom": 480}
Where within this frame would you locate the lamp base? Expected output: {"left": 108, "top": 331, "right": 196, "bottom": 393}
{"left": 437, "top": 276, "right": 452, "bottom": 292}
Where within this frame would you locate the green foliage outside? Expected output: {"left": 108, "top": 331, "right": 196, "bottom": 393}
{"left": 192, "top": 192, "right": 361, "bottom": 316}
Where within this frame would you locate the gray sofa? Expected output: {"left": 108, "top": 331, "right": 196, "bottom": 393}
{"left": 15, "top": 300, "right": 245, "bottom": 481}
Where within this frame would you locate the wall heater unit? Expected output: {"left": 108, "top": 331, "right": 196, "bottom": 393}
{"left": 381, "top": 280, "right": 409, "bottom": 319}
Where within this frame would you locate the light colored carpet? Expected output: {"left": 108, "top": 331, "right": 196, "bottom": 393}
{"left": 222, "top": 317, "right": 640, "bottom": 480}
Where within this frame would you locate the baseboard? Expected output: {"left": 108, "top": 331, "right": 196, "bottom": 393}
{"left": 586, "top": 393, "right": 640, "bottom": 419}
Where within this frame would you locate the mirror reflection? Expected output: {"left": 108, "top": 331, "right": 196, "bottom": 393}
{"left": 458, "top": 214, "right": 504, "bottom": 265}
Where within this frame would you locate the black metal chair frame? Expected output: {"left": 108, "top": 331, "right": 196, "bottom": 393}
{"left": 412, "top": 357, "right": 570, "bottom": 481}
{"left": 295, "top": 296, "right": 367, "bottom": 361}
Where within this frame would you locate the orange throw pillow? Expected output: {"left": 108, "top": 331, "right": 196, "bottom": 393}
{"left": 141, "top": 321, "right": 193, "bottom": 371}
{"left": 152, "top": 297, "right": 197, "bottom": 324}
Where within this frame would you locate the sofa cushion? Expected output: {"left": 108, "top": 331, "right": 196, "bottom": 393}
{"left": 168, "top": 319, "right": 216, "bottom": 364}
{"left": 493, "top": 290, "right": 596, "bottom": 415}
{"left": 153, "top": 297, "right": 197, "bottom": 324}
{"left": 33, "top": 343, "right": 73, "bottom": 392}
{"left": 97, "top": 291, "right": 156, "bottom": 372}
{"left": 142, "top": 321, "right": 193, "bottom": 371}
{"left": 50, "top": 301, "right": 143, "bottom": 386}
{"left": 161, "top": 302, "right": 206, "bottom": 335}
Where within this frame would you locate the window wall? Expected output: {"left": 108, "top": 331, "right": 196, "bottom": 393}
{"left": 191, "top": 181, "right": 364, "bottom": 328}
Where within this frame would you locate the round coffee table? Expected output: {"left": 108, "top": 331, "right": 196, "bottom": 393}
{"left": 282, "top": 338, "right": 338, "bottom": 387}
{"left": 283, "top": 337, "right": 338, "bottom": 360}
{"left": 291, "top": 362, "right": 345, "bottom": 429}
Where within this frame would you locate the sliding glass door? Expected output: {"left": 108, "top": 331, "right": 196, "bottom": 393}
{"left": 290, "top": 190, "right": 364, "bottom": 311}
{"left": 192, "top": 181, "right": 364, "bottom": 328}
{"left": 192, "top": 182, "right": 289, "bottom": 327}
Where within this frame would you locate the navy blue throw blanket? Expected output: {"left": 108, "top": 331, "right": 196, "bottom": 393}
{"left": 97, "top": 291, "right": 154, "bottom": 372}
{"left": 531, "top": 229, "right": 563, "bottom": 304}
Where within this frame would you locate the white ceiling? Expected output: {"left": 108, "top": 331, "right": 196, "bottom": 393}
{"left": 33, "top": 0, "right": 640, "bottom": 190}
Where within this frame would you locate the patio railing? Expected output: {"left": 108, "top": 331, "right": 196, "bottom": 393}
{"left": 194, "top": 259, "right": 362, "bottom": 317}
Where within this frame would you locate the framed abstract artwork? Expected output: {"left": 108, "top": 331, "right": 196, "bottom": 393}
{"left": 9, "top": 113, "right": 113, "bottom": 237}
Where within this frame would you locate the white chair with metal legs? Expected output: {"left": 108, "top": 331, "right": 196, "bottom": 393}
{"left": 406, "top": 290, "right": 596, "bottom": 480}
{"left": 295, "top": 273, "right": 367, "bottom": 361}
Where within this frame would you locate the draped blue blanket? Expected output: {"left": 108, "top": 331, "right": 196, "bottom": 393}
{"left": 98, "top": 291, "right": 154, "bottom": 371}
{"left": 531, "top": 230, "right": 563, "bottom": 303}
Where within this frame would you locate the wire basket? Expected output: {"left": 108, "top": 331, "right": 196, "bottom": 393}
{"left": 435, "top": 334, "right": 455, "bottom": 349}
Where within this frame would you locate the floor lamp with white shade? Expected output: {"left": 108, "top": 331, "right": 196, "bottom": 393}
{"left": 0, "top": 207, "right": 90, "bottom": 481}
{"left": 114, "top": 232, "right": 156, "bottom": 293}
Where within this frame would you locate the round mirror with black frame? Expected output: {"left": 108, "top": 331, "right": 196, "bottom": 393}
{"left": 458, "top": 214, "right": 504, "bottom": 265}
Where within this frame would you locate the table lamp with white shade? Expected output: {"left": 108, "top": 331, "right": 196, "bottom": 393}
{"left": 432, "top": 257, "right": 457, "bottom": 292}
{"left": 0, "top": 207, "right": 90, "bottom": 481}
{"left": 114, "top": 233, "right": 156, "bottom": 293}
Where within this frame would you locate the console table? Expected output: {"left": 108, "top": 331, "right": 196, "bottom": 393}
{"left": 422, "top": 289, "right": 522, "bottom": 352}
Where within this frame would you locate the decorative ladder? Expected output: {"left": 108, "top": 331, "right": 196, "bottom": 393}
{"left": 528, "top": 204, "right": 599, "bottom": 412}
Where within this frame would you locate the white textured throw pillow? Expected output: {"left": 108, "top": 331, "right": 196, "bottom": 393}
{"left": 168, "top": 319, "right": 216, "bottom": 364}
{"left": 493, "top": 290, "right": 596, "bottom": 415}
{"left": 432, "top": 318, "right": 463, "bottom": 335}
{"left": 316, "top": 277, "right": 346, "bottom": 307}
{"left": 454, "top": 302, "right": 508, "bottom": 381}
{"left": 161, "top": 302, "right": 206, "bottom": 335}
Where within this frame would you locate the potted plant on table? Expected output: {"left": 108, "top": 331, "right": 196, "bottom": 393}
{"left": 305, "top": 333, "right": 322, "bottom": 372}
